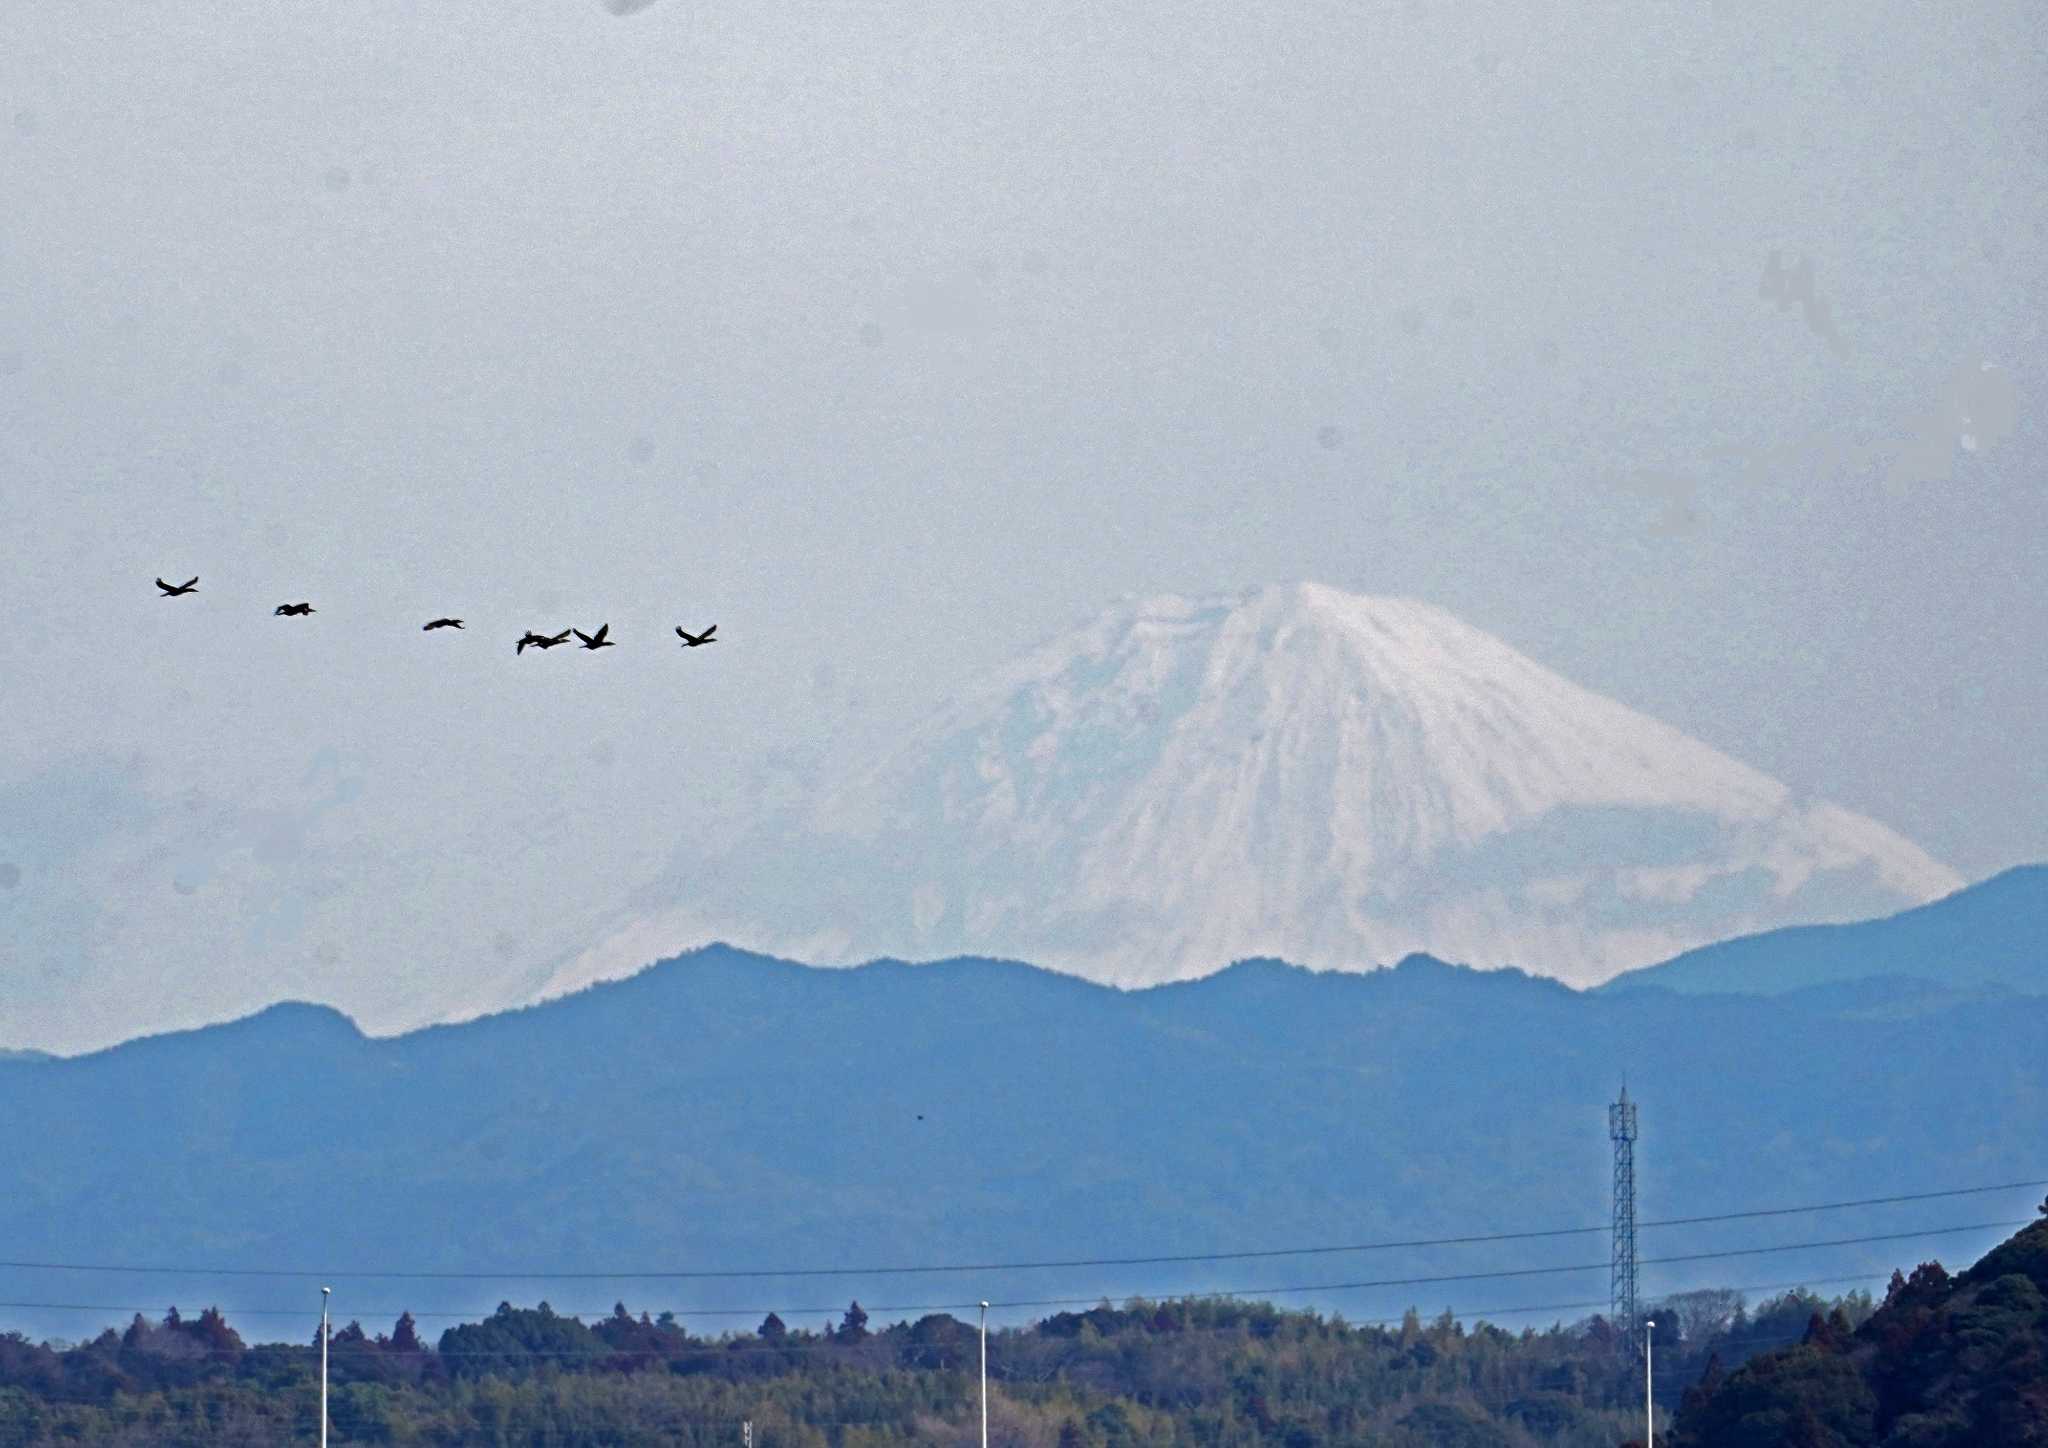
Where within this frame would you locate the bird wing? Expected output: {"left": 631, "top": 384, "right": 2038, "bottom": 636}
{"left": 593, "top": 624, "right": 609, "bottom": 643}
{"left": 573, "top": 630, "right": 594, "bottom": 646}
{"left": 157, "top": 578, "right": 173, "bottom": 592}
{"left": 702, "top": 624, "right": 715, "bottom": 637}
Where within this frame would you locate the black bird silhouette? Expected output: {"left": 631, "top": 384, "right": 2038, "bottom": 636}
{"left": 573, "top": 624, "right": 614, "bottom": 650}
{"left": 156, "top": 576, "right": 199, "bottom": 597}
{"left": 518, "top": 628, "right": 573, "bottom": 654}
{"left": 423, "top": 618, "right": 464, "bottom": 631}
{"left": 674, "top": 624, "right": 718, "bottom": 648}
{"left": 274, "top": 602, "right": 315, "bottom": 616}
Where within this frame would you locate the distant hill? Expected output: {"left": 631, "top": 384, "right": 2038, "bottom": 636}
{"left": 1669, "top": 1204, "right": 2048, "bottom": 1446}
{"left": 0, "top": 948, "right": 2040, "bottom": 1347}
{"left": 1601, "top": 864, "right": 2048, "bottom": 998}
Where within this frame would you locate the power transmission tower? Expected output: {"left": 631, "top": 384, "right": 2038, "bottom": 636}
{"left": 1610, "top": 1084, "right": 1640, "bottom": 1354}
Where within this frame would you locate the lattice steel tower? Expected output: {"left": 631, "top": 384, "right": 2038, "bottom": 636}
{"left": 1609, "top": 1085, "right": 1640, "bottom": 1353}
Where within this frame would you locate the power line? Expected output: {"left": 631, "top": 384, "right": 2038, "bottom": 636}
{"left": 0, "top": 1178, "right": 2035, "bottom": 1281}
{"left": 973, "top": 1220, "right": 2021, "bottom": 1313}
{"left": 0, "top": 1222, "right": 2010, "bottom": 1324}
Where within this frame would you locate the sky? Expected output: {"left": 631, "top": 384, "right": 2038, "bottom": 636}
{"left": 1, "top": 0, "right": 2044, "bottom": 1053}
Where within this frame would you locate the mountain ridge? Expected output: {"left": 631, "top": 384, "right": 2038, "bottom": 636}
{"left": 31, "top": 861, "right": 2038, "bottom": 1064}
{"left": 1601, "top": 863, "right": 2048, "bottom": 997}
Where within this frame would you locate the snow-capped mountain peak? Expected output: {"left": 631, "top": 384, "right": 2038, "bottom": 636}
{"left": 554, "top": 583, "right": 1960, "bottom": 995}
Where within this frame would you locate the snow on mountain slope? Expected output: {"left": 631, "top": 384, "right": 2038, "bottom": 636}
{"left": 550, "top": 583, "right": 1960, "bottom": 995}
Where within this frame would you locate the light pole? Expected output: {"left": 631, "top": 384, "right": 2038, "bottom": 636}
{"left": 320, "top": 1286, "right": 331, "bottom": 1448}
{"left": 979, "top": 1300, "right": 990, "bottom": 1448}
{"left": 1644, "top": 1318, "right": 1655, "bottom": 1448}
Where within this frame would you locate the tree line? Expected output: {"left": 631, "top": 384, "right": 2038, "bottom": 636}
{"left": 0, "top": 1279, "right": 1890, "bottom": 1447}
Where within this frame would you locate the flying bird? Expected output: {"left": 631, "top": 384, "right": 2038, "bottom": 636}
{"left": 424, "top": 618, "right": 464, "bottom": 631}
{"left": 517, "top": 628, "right": 573, "bottom": 654}
{"left": 156, "top": 577, "right": 199, "bottom": 597}
{"left": 274, "top": 602, "right": 315, "bottom": 616}
{"left": 573, "top": 624, "right": 614, "bottom": 650}
{"left": 675, "top": 624, "right": 718, "bottom": 648}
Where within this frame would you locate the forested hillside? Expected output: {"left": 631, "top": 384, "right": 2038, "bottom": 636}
{"left": 1669, "top": 1200, "right": 2048, "bottom": 1446}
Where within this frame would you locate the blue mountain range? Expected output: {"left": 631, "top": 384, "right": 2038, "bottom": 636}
{"left": 0, "top": 868, "right": 2041, "bottom": 1347}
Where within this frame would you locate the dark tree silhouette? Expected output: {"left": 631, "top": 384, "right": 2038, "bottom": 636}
{"left": 837, "top": 1302, "right": 869, "bottom": 1343}
{"left": 391, "top": 1313, "right": 422, "bottom": 1353}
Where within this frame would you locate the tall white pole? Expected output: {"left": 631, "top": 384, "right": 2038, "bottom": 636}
{"left": 979, "top": 1300, "right": 990, "bottom": 1448}
{"left": 1644, "top": 1318, "right": 1655, "bottom": 1448}
{"left": 320, "top": 1286, "right": 331, "bottom": 1448}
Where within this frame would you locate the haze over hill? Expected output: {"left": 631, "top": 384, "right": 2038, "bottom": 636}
{"left": 557, "top": 583, "right": 1961, "bottom": 999}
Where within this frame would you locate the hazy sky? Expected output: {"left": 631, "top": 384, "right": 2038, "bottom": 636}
{"left": 2, "top": 0, "right": 2043, "bottom": 1051}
